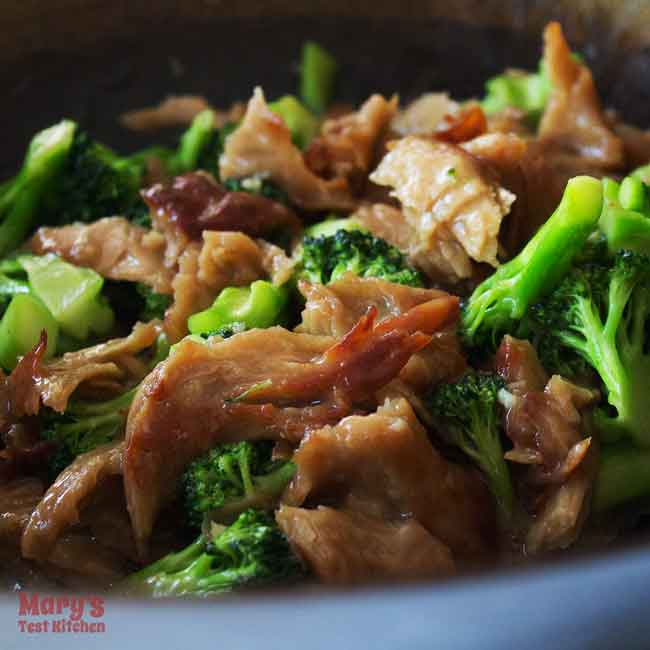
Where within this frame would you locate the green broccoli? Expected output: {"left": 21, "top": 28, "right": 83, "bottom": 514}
{"left": 50, "top": 128, "right": 152, "bottom": 226}
{"left": 300, "top": 41, "right": 338, "bottom": 114}
{"left": 135, "top": 283, "right": 172, "bottom": 322}
{"left": 426, "top": 373, "right": 513, "bottom": 521}
{"left": 187, "top": 280, "right": 290, "bottom": 337}
{"left": 0, "top": 266, "right": 30, "bottom": 317}
{"left": 303, "top": 216, "right": 362, "bottom": 239}
{"left": 18, "top": 254, "right": 114, "bottom": 341}
{"left": 181, "top": 119, "right": 239, "bottom": 180}
{"left": 480, "top": 60, "right": 551, "bottom": 125}
{"left": 593, "top": 442, "right": 650, "bottom": 513}
{"left": 599, "top": 175, "right": 650, "bottom": 255}
{"left": 0, "top": 294, "right": 59, "bottom": 370}
{"left": 0, "top": 121, "right": 76, "bottom": 256}
{"left": 526, "top": 250, "right": 650, "bottom": 446}
{"left": 39, "top": 331, "right": 168, "bottom": 477}
{"left": 461, "top": 176, "right": 603, "bottom": 351}
{"left": 171, "top": 110, "right": 218, "bottom": 175}
{"left": 182, "top": 441, "right": 295, "bottom": 529}
{"left": 268, "top": 95, "right": 320, "bottom": 149}
{"left": 122, "top": 509, "right": 303, "bottom": 597}
{"left": 480, "top": 52, "right": 582, "bottom": 126}
{"left": 296, "top": 228, "right": 424, "bottom": 287}
{"left": 0, "top": 253, "right": 118, "bottom": 368}
{"left": 41, "top": 387, "right": 136, "bottom": 479}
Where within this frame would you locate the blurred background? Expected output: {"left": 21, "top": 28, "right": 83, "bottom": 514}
{"left": 2, "top": 0, "right": 650, "bottom": 176}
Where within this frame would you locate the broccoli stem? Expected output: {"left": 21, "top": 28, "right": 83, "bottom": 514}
{"left": 461, "top": 418, "right": 514, "bottom": 522}
{"left": 593, "top": 443, "right": 650, "bottom": 513}
{"left": 462, "top": 176, "right": 603, "bottom": 348}
{"left": 0, "top": 121, "right": 76, "bottom": 256}
{"left": 173, "top": 110, "right": 217, "bottom": 174}
{"left": 268, "top": 96, "right": 320, "bottom": 149}
{"left": 0, "top": 294, "right": 59, "bottom": 370}
{"left": 599, "top": 176, "right": 650, "bottom": 255}
{"left": 67, "top": 386, "right": 136, "bottom": 417}
{"left": 18, "top": 254, "right": 115, "bottom": 341}
{"left": 214, "top": 461, "right": 297, "bottom": 522}
{"left": 187, "top": 281, "right": 289, "bottom": 336}
{"left": 300, "top": 41, "right": 338, "bottom": 114}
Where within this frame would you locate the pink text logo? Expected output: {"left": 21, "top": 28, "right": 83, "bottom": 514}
{"left": 17, "top": 592, "right": 106, "bottom": 634}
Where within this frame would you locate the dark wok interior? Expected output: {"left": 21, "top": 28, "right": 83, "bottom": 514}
{"left": 2, "top": 2, "right": 650, "bottom": 177}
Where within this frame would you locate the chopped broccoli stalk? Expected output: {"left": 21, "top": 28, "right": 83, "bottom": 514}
{"left": 187, "top": 280, "right": 289, "bottom": 336}
{"left": 427, "top": 373, "right": 514, "bottom": 521}
{"left": 0, "top": 120, "right": 76, "bottom": 256}
{"left": 461, "top": 176, "right": 603, "bottom": 351}
{"left": 135, "top": 283, "right": 172, "bottom": 322}
{"left": 182, "top": 441, "right": 295, "bottom": 529}
{"left": 0, "top": 294, "right": 59, "bottom": 370}
{"left": 304, "top": 216, "right": 363, "bottom": 239}
{"left": 300, "top": 41, "right": 338, "bottom": 114}
{"left": 268, "top": 95, "right": 320, "bottom": 149}
{"left": 0, "top": 272, "right": 30, "bottom": 317}
{"left": 297, "top": 228, "right": 425, "bottom": 287}
{"left": 173, "top": 110, "right": 217, "bottom": 174}
{"left": 632, "top": 163, "right": 650, "bottom": 186}
{"left": 480, "top": 60, "right": 551, "bottom": 125}
{"left": 528, "top": 250, "right": 650, "bottom": 446}
{"left": 41, "top": 387, "right": 136, "bottom": 479}
{"left": 593, "top": 443, "right": 650, "bottom": 513}
{"left": 599, "top": 176, "right": 650, "bottom": 255}
{"left": 123, "top": 509, "right": 303, "bottom": 597}
{"left": 18, "top": 254, "right": 114, "bottom": 341}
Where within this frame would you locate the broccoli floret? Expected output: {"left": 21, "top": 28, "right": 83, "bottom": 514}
{"left": 461, "top": 176, "right": 603, "bottom": 352}
{"left": 182, "top": 441, "right": 295, "bottom": 529}
{"left": 123, "top": 509, "right": 303, "bottom": 597}
{"left": 52, "top": 128, "right": 149, "bottom": 225}
{"left": 526, "top": 250, "right": 650, "bottom": 446}
{"left": 41, "top": 388, "right": 136, "bottom": 479}
{"left": 297, "top": 228, "right": 424, "bottom": 287}
{"left": 427, "top": 373, "right": 514, "bottom": 521}
{"left": 0, "top": 121, "right": 76, "bottom": 256}
{"left": 599, "top": 175, "right": 650, "bottom": 255}
{"left": 135, "top": 283, "right": 172, "bottom": 321}
{"left": 18, "top": 254, "right": 114, "bottom": 341}
{"left": 187, "top": 280, "right": 290, "bottom": 337}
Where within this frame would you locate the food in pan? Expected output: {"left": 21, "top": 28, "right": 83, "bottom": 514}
{"left": 2, "top": 23, "right": 650, "bottom": 596}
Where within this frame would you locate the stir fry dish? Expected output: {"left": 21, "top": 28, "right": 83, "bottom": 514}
{"left": 3, "top": 22, "right": 650, "bottom": 596}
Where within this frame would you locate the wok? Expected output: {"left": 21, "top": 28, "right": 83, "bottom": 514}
{"left": 2, "top": 2, "right": 650, "bottom": 648}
